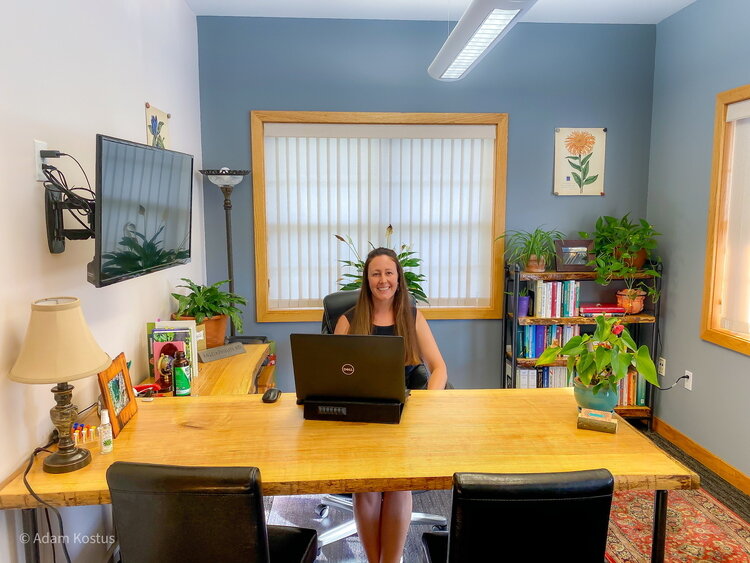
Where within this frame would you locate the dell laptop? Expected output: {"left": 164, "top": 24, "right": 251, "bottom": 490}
{"left": 290, "top": 334, "right": 408, "bottom": 422}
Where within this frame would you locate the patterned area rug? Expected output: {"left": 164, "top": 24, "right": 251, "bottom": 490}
{"left": 606, "top": 489, "right": 750, "bottom": 562}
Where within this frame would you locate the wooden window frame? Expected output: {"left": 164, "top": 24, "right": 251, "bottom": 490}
{"left": 701, "top": 84, "right": 750, "bottom": 355}
{"left": 250, "top": 110, "right": 508, "bottom": 323}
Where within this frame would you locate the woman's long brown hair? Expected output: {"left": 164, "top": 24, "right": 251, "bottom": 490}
{"left": 348, "top": 248, "right": 421, "bottom": 365}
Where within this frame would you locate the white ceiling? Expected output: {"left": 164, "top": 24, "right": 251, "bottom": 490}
{"left": 184, "top": 0, "right": 697, "bottom": 25}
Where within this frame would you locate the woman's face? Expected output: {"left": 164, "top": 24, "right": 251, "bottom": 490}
{"left": 367, "top": 254, "right": 399, "bottom": 304}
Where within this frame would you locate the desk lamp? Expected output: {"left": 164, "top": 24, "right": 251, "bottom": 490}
{"left": 199, "top": 167, "right": 249, "bottom": 337}
{"left": 10, "top": 297, "right": 111, "bottom": 473}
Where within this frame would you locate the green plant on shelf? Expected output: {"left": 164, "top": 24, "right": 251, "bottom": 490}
{"left": 536, "top": 315, "right": 659, "bottom": 395}
{"left": 497, "top": 226, "right": 565, "bottom": 270}
{"left": 580, "top": 214, "right": 661, "bottom": 300}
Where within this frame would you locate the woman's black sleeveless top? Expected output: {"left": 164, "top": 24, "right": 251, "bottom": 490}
{"left": 343, "top": 308, "right": 429, "bottom": 390}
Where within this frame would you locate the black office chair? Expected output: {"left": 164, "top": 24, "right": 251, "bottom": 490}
{"left": 421, "top": 469, "right": 614, "bottom": 563}
{"left": 107, "top": 462, "right": 318, "bottom": 563}
{"left": 315, "top": 289, "right": 448, "bottom": 549}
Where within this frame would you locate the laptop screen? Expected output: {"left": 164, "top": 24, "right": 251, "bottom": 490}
{"left": 290, "top": 334, "right": 406, "bottom": 404}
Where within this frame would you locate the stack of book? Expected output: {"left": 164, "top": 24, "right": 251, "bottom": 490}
{"left": 579, "top": 303, "right": 627, "bottom": 317}
{"left": 145, "top": 320, "right": 204, "bottom": 392}
{"left": 619, "top": 371, "right": 648, "bottom": 406}
{"left": 532, "top": 280, "right": 581, "bottom": 317}
{"left": 515, "top": 325, "right": 581, "bottom": 358}
{"left": 506, "top": 361, "right": 571, "bottom": 389}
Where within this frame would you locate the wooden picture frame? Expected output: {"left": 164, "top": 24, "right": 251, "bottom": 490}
{"left": 555, "top": 239, "right": 595, "bottom": 272}
{"left": 97, "top": 352, "right": 138, "bottom": 438}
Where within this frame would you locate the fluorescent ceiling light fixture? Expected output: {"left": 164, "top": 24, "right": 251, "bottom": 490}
{"left": 428, "top": 0, "right": 537, "bottom": 81}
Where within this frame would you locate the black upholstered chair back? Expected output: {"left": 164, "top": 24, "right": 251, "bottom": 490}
{"left": 321, "top": 290, "right": 360, "bottom": 334}
{"left": 433, "top": 469, "right": 614, "bottom": 562}
{"left": 107, "top": 462, "right": 271, "bottom": 563}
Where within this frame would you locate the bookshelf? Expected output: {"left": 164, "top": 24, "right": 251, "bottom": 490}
{"left": 501, "top": 264, "right": 662, "bottom": 421}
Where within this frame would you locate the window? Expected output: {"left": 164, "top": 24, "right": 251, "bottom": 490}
{"left": 702, "top": 84, "right": 750, "bottom": 355}
{"left": 251, "top": 111, "right": 508, "bottom": 322}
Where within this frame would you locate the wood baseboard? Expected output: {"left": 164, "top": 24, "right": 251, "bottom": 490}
{"left": 653, "top": 417, "right": 750, "bottom": 495}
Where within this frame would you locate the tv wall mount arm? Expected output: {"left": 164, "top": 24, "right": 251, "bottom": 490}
{"left": 45, "top": 189, "right": 95, "bottom": 254}
{"left": 41, "top": 150, "right": 95, "bottom": 254}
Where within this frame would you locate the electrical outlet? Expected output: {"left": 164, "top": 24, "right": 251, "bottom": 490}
{"left": 684, "top": 370, "right": 693, "bottom": 391}
{"left": 657, "top": 357, "right": 666, "bottom": 376}
{"left": 34, "top": 140, "right": 48, "bottom": 182}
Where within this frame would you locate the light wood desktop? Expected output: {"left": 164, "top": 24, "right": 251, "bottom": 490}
{"left": 0, "top": 389, "right": 697, "bottom": 562}
{"left": 147, "top": 343, "right": 275, "bottom": 396}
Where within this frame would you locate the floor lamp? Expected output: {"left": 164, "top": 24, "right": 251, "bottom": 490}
{"left": 199, "top": 167, "right": 249, "bottom": 337}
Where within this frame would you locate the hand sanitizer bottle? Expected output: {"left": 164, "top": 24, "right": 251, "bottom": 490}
{"left": 99, "top": 409, "right": 113, "bottom": 454}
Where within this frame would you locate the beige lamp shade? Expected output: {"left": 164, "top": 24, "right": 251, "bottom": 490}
{"left": 9, "top": 297, "right": 112, "bottom": 384}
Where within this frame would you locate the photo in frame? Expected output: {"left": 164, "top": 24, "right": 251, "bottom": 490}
{"left": 97, "top": 352, "right": 138, "bottom": 438}
{"left": 555, "top": 239, "right": 595, "bottom": 272}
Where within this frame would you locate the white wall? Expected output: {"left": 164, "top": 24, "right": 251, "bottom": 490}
{"left": 0, "top": 1, "right": 205, "bottom": 561}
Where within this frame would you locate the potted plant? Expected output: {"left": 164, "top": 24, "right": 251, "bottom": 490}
{"left": 171, "top": 278, "right": 248, "bottom": 348}
{"left": 536, "top": 315, "right": 659, "bottom": 412}
{"left": 335, "top": 225, "right": 428, "bottom": 303}
{"left": 506, "top": 287, "right": 531, "bottom": 317}
{"left": 580, "top": 214, "right": 661, "bottom": 313}
{"left": 498, "top": 227, "right": 565, "bottom": 273}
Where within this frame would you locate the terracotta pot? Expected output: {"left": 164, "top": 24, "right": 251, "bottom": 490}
{"left": 525, "top": 255, "right": 547, "bottom": 273}
{"left": 615, "top": 247, "right": 648, "bottom": 269}
{"left": 173, "top": 314, "right": 227, "bottom": 348}
{"left": 616, "top": 289, "right": 646, "bottom": 314}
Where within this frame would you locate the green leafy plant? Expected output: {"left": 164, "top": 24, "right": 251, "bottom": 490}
{"left": 101, "top": 226, "right": 188, "bottom": 277}
{"left": 580, "top": 214, "right": 661, "bottom": 298}
{"left": 171, "top": 278, "right": 248, "bottom": 332}
{"left": 498, "top": 227, "right": 565, "bottom": 268}
{"left": 335, "top": 225, "right": 427, "bottom": 303}
{"left": 536, "top": 315, "right": 659, "bottom": 395}
{"left": 505, "top": 286, "right": 529, "bottom": 297}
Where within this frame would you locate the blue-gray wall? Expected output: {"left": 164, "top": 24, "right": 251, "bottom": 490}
{"left": 648, "top": 0, "right": 750, "bottom": 474}
{"left": 196, "top": 18, "right": 656, "bottom": 391}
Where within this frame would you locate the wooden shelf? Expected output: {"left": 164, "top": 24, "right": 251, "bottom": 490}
{"left": 517, "top": 270, "right": 656, "bottom": 281}
{"left": 515, "top": 314, "right": 655, "bottom": 326}
{"left": 615, "top": 405, "right": 652, "bottom": 418}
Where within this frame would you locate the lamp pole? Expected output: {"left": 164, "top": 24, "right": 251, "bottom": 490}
{"left": 199, "top": 168, "right": 249, "bottom": 338}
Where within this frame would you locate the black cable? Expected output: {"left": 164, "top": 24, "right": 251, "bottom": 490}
{"left": 654, "top": 374, "right": 689, "bottom": 391}
{"left": 77, "top": 401, "right": 98, "bottom": 417}
{"left": 60, "top": 153, "right": 92, "bottom": 191}
{"left": 44, "top": 508, "right": 57, "bottom": 563}
{"left": 23, "top": 440, "right": 72, "bottom": 563}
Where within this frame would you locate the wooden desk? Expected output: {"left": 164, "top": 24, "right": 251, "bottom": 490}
{"left": 148, "top": 343, "right": 273, "bottom": 396}
{"left": 0, "top": 389, "right": 697, "bottom": 562}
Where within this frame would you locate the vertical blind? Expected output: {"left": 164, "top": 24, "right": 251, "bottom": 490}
{"left": 720, "top": 107, "right": 750, "bottom": 335}
{"left": 263, "top": 124, "right": 497, "bottom": 310}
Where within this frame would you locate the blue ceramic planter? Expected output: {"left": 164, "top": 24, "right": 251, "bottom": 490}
{"left": 573, "top": 377, "right": 618, "bottom": 412}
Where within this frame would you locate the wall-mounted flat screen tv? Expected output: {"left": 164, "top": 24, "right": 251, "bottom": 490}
{"left": 88, "top": 135, "right": 193, "bottom": 287}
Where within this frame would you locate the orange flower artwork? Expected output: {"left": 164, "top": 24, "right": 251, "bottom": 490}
{"left": 565, "top": 130, "right": 596, "bottom": 156}
{"left": 564, "top": 130, "right": 599, "bottom": 192}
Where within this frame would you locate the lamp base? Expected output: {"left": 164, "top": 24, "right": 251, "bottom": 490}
{"left": 43, "top": 446, "right": 91, "bottom": 474}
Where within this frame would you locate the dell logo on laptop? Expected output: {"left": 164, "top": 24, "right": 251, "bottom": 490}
{"left": 341, "top": 364, "right": 355, "bottom": 376}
